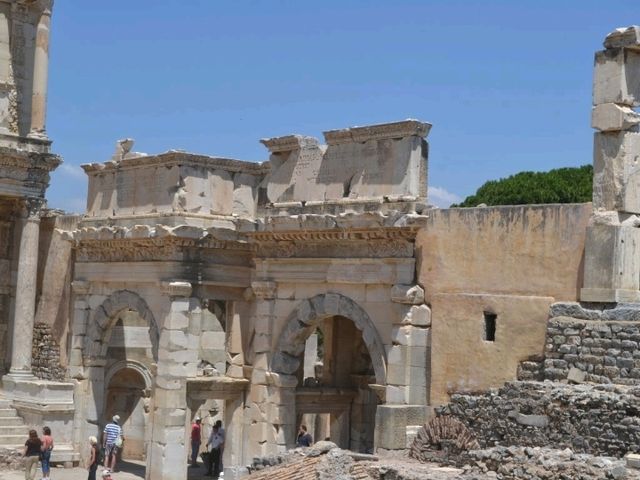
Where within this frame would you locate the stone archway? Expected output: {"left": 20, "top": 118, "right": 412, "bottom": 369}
{"left": 271, "top": 293, "right": 387, "bottom": 384}
{"left": 269, "top": 293, "right": 387, "bottom": 451}
{"left": 84, "top": 290, "right": 159, "bottom": 362}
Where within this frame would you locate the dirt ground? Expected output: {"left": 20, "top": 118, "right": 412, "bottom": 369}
{"left": 0, "top": 459, "right": 222, "bottom": 480}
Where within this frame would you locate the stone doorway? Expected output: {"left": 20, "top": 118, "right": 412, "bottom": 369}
{"left": 295, "top": 316, "right": 379, "bottom": 452}
{"left": 105, "top": 365, "right": 150, "bottom": 460}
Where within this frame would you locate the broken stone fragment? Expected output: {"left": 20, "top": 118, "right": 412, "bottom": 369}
{"left": 604, "top": 26, "right": 640, "bottom": 51}
{"left": 591, "top": 103, "right": 640, "bottom": 132}
{"left": 391, "top": 284, "right": 425, "bottom": 304}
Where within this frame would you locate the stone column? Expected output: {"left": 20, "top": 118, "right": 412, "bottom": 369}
{"left": 8, "top": 198, "right": 43, "bottom": 377}
{"left": 29, "top": 0, "right": 52, "bottom": 138}
{"left": 581, "top": 27, "right": 640, "bottom": 302}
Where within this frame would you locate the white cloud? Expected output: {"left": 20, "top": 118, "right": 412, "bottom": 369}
{"left": 428, "top": 186, "right": 462, "bottom": 208}
{"left": 58, "top": 163, "right": 86, "bottom": 179}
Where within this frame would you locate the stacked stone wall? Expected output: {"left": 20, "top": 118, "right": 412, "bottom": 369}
{"left": 523, "top": 303, "right": 640, "bottom": 385}
{"left": 438, "top": 381, "right": 640, "bottom": 458}
{"left": 32, "top": 322, "right": 65, "bottom": 380}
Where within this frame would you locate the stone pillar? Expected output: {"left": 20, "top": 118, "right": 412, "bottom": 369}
{"left": 0, "top": 2, "right": 14, "bottom": 134}
{"left": 582, "top": 27, "right": 640, "bottom": 303}
{"left": 375, "top": 284, "right": 431, "bottom": 451}
{"left": 146, "top": 281, "right": 197, "bottom": 480}
{"left": 244, "top": 281, "right": 287, "bottom": 460}
{"left": 29, "top": 0, "right": 52, "bottom": 138}
{"left": 8, "top": 198, "right": 43, "bottom": 377}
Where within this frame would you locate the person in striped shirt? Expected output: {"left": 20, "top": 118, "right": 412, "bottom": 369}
{"left": 102, "top": 415, "right": 122, "bottom": 472}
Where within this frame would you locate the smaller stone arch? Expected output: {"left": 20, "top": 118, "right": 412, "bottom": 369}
{"left": 271, "top": 293, "right": 387, "bottom": 384}
{"left": 104, "top": 360, "right": 153, "bottom": 394}
{"left": 85, "top": 290, "right": 159, "bottom": 361}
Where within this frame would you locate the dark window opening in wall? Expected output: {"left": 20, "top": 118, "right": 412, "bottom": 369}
{"left": 484, "top": 312, "right": 497, "bottom": 342}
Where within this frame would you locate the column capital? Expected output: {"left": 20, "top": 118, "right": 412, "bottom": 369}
{"left": 22, "top": 197, "right": 45, "bottom": 220}
{"left": 251, "top": 280, "right": 277, "bottom": 300}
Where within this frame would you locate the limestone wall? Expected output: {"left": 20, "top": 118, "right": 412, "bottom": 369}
{"left": 417, "top": 204, "right": 592, "bottom": 404}
{"left": 417, "top": 204, "right": 592, "bottom": 300}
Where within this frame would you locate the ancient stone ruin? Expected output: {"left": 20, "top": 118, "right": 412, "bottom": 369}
{"left": 0, "top": 4, "right": 639, "bottom": 479}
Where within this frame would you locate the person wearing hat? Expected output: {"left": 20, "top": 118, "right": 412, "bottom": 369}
{"left": 190, "top": 416, "right": 202, "bottom": 467}
{"left": 103, "top": 415, "right": 123, "bottom": 472}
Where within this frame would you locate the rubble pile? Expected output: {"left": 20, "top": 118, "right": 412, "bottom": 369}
{"left": 437, "top": 381, "right": 640, "bottom": 457}
{"left": 461, "top": 446, "right": 636, "bottom": 480}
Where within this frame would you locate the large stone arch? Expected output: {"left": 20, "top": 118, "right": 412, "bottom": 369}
{"left": 271, "top": 293, "right": 387, "bottom": 384}
{"left": 84, "top": 290, "right": 159, "bottom": 361}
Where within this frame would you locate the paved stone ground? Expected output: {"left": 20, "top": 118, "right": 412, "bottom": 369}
{"left": 0, "top": 459, "right": 221, "bottom": 479}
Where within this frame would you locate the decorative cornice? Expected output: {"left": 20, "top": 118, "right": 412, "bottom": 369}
{"left": 260, "top": 135, "right": 319, "bottom": 154}
{"left": 323, "top": 119, "right": 431, "bottom": 145}
{"left": 75, "top": 236, "right": 252, "bottom": 263}
{"left": 0, "top": 149, "right": 60, "bottom": 171}
{"left": 81, "top": 151, "right": 269, "bottom": 175}
{"left": 248, "top": 226, "right": 420, "bottom": 243}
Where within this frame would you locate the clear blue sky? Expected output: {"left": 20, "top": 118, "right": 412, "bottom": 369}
{"left": 46, "top": 1, "right": 639, "bottom": 211}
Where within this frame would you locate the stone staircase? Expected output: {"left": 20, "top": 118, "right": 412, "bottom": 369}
{"left": 0, "top": 397, "right": 27, "bottom": 449}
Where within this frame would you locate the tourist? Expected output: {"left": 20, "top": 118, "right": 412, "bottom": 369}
{"left": 206, "top": 424, "right": 224, "bottom": 478}
{"left": 296, "top": 425, "right": 313, "bottom": 447}
{"left": 22, "top": 429, "right": 42, "bottom": 480}
{"left": 41, "top": 426, "right": 54, "bottom": 480}
{"left": 190, "top": 417, "right": 202, "bottom": 467}
{"left": 87, "top": 436, "right": 99, "bottom": 480}
{"left": 214, "top": 420, "right": 225, "bottom": 471}
{"left": 102, "top": 415, "right": 122, "bottom": 472}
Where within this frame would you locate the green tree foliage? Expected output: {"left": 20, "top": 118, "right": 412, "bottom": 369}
{"left": 452, "top": 165, "right": 593, "bottom": 207}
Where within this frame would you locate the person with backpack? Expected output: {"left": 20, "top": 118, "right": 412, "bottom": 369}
{"left": 102, "top": 415, "right": 123, "bottom": 472}
{"left": 87, "top": 436, "right": 99, "bottom": 480}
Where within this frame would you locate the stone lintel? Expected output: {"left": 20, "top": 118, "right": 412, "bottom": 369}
{"left": 323, "top": 119, "right": 431, "bottom": 145}
{"left": 161, "top": 280, "right": 193, "bottom": 297}
{"left": 259, "top": 135, "right": 319, "bottom": 154}
{"left": 604, "top": 26, "right": 640, "bottom": 51}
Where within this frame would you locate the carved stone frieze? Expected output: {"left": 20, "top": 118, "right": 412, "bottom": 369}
{"left": 250, "top": 226, "right": 418, "bottom": 259}
{"left": 75, "top": 236, "right": 252, "bottom": 263}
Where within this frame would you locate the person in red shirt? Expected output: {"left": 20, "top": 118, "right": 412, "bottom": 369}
{"left": 190, "top": 417, "right": 202, "bottom": 467}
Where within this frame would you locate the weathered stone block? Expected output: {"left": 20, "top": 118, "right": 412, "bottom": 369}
{"left": 581, "top": 224, "right": 640, "bottom": 302}
{"left": 374, "top": 405, "right": 428, "bottom": 451}
{"left": 401, "top": 305, "right": 431, "bottom": 326}
{"left": 593, "top": 131, "right": 640, "bottom": 213}
{"left": 604, "top": 26, "right": 640, "bottom": 51}
{"left": 592, "top": 103, "right": 640, "bottom": 132}
{"left": 593, "top": 48, "right": 640, "bottom": 107}
{"left": 391, "top": 284, "right": 425, "bottom": 304}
